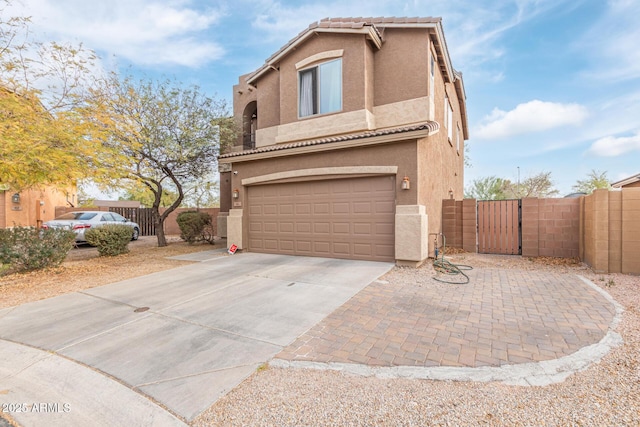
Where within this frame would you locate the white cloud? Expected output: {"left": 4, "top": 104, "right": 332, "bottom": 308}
{"left": 474, "top": 100, "right": 589, "bottom": 140}
{"left": 577, "top": 0, "right": 640, "bottom": 82}
{"left": 587, "top": 131, "right": 640, "bottom": 157}
{"left": 7, "top": 0, "right": 225, "bottom": 67}
{"left": 246, "top": 0, "right": 574, "bottom": 69}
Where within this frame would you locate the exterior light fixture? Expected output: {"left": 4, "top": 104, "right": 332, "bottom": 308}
{"left": 448, "top": 188, "right": 454, "bottom": 199}
{"left": 11, "top": 193, "right": 20, "bottom": 204}
{"left": 401, "top": 176, "right": 410, "bottom": 190}
{"left": 233, "top": 189, "right": 240, "bottom": 199}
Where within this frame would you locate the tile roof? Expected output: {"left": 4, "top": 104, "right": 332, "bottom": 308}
{"left": 611, "top": 173, "right": 640, "bottom": 188}
{"left": 247, "top": 16, "right": 446, "bottom": 85}
{"left": 219, "top": 122, "right": 439, "bottom": 160}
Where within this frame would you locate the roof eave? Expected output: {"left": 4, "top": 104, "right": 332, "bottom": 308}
{"left": 611, "top": 174, "right": 640, "bottom": 188}
{"left": 247, "top": 26, "right": 382, "bottom": 86}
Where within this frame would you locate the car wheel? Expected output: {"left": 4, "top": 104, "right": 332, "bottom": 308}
{"left": 132, "top": 227, "right": 139, "bottom": 241}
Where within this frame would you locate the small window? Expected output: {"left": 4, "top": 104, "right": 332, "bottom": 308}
{"left": 101, "top": 213, "right": 114, "bottom": 221}
{"left": 429, "top": 53, "right": 435, "bottom": 95}
{"left": 299, "top": 59, "right": 342, "bottom": 117}
{"left": 444, "top": 96, "right": 453, "bottom": 141}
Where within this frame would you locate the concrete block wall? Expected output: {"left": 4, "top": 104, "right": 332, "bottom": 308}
{"left": 441, "top": 198, "right": 476, "bottom": 253}
{"left": 521, "top": 199, "right": 539, "bottom": 257}
{"left": 580, "top": 188, "right": 640, "bottom": 274}
{"left": 444, "top": 197, "right": 580, "bottom": 258}
{"left": 442, "top": 199, "right": 462, "bottom": 248}
{"left": 522, "top": 198, "right": 580, "bottom": 258}
{"left": 621, "top": 189, "right": 640, "bottom": 274}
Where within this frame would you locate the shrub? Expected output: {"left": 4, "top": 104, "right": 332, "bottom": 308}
{"left": 85, "top": 224, "right": 133, "bottom": 256}
{"left": 177, "top": 211, "right": 213, "bottom": 244}
{"left": 0, "top": 226, "right": 76, "bottom": 275}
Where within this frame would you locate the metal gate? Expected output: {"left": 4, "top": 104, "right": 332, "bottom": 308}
{"left": 477, "top": 199, "right": 521, "bottom": 255}
{"left": 109, "top": 207, "right": 156, "bottom": 236}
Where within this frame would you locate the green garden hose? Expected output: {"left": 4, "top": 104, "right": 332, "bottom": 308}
{"left": 432, "top": 233, "right": 472, "bottom": 284}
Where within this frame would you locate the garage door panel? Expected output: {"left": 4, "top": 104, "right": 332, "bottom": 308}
{"left": 296, "top": 203, "right": 311, "bottom": 214}
{"left": 354, "top": 243, "right": 373, "bottom": 256}
{"left": 314, "top": 222, "right": 331, "bottom": 234}
{"left": 279, "top": 222, "right": 294, "bottom": 233}
{"left": 313, "top": 203, "right": 330, "bottom": 214}
{"left": 263, "top": 204, "right": 278, "bottom": 215}
{"left": 248, "top": 176, "right": 395, "bottom": 262}
{"left": 376, "top": 200, "right": 395, "bottom": 213}
{"left": 280, "top": 240, "right": 294, "bottom": 251}
{"left": 264, "top": 222, "right": 278, "bottom": 233}
{"left": 279, "top": 204, "right": 294, "bottom": 215}
{"left": 296, "top": 241, "right": 312, "bottom": 252}
{"left": 354, "top": 223, "right": 371, "bottom": 235}
{"left": 376, "top": 223, "right": 394, "bottom": 235}
{"left": 296, "top": 223, "right": 311, "bottom": 233}
{"left": 376, "top": 244, "right": 395, "bottom": 257}
{"left": 333, "top": 223, "right": 350, "bottom": 234}
{"left": 332, "top": 181, "right": 350, "bottom": 194}
{"left": 313, "top": 241, "right": 331, "bottom": 253}
{"left": 333, "top": 242, "right": 351, "bottom": 255}
{"left": 333, "top": 203, "right": 350, "bottom": 214}
{"left": 264, "top": 239, "right": 279, "bottom": 250}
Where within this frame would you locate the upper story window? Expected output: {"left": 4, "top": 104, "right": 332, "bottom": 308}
{"left": 429, "top": 53, "right": 435, "bottom": 96}
{"left": 444, "top": 95, "right": 453, "bottom": 141}
{"left": 299, "top": 58, "right": 342, "bottom": 117}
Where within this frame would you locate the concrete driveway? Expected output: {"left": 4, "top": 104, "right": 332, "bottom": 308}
{"left": 0, "top": 252, "right": 393, "bottom": 426}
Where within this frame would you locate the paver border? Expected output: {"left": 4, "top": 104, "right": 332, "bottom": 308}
{"left": 271, "top": 275, "right": 624, "bottom": 386}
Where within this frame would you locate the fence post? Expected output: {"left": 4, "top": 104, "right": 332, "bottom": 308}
{"left": 462, "top": 199, "right": 477, "bottom": 253}
{"left": 521, "top": 198, "right": 539, "bottom": 257}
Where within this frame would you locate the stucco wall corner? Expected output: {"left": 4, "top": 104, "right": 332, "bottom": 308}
{"left": 227, "top": 209, "right": 244, "bottom": 249}
{"left": 395, "top": 205, "right": 428, "bottom": 265}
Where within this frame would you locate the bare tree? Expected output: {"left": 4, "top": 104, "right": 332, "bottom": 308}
{"left": 84, "top": 74, "right": 236, "bottom": 246}
{"left": 573, "top": 170, "right": 610, "bottom": 194}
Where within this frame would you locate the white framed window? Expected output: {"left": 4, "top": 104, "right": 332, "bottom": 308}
{"left": 444, "top": 95, "right": 453, "bottom": 141}
{"left": 429, "top": 52, "right": 435, "bottom": 96}
{"left": 299, "top": 58, "right": 342, "bottom": 117}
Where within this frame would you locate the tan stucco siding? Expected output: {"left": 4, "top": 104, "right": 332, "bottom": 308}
{"left": 256, "top": 70, "right": 281, "bottom": 129}
{"left": 0, "top": 191, "right": 6, "bottom": 228}
{"left": 277, "top": 33, "right": 368, "bottom": 125}
{"left": 374, "top": 28, "right": 429, "bottom": 107}
{"left": 2, "top": 186, "right": 75, "bottom": 228}
{"left": 230, "top": 141, "right": 418, "bottom": 203}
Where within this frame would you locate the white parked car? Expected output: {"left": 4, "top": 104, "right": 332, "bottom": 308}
{"left": 43, "top": 211, "right": 140, "bottom": 243}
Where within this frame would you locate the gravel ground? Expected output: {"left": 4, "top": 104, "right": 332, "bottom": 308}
{"left": 0, "top": 235, "right": 225, "bottom": 309}
{"left": 2, "top": 246, "right": 638, "bottom": 426}
{"left": 193, "top": 254, "right": 640, "bottom": 426}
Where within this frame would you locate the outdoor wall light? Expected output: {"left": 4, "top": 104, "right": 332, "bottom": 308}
{"left": 11, "top": 193, "right": 20, "bottom": 204}
{"left": 449, "top": 188, "right": 454, "bottom": 199}
{"left": 401, "top": 176, "right": 410, "bottom": 190}
{"left": 233, "top": 189, "right": 240, "bottom": 199}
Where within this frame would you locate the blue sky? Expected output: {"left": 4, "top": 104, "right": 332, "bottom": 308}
{"left": 8, "top": 0, "right": 640, "bottom": 196}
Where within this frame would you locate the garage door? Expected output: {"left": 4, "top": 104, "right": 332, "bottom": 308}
{"left": 247, "top": 176, "right": 395, "bottom": 262}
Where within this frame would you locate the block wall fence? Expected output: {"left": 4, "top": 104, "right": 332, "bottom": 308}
{"left": 580, "top": 188, "right": 640, "bottom": 274}
{"left": 54, "top": 206, "right": 220, "bottom": 237}
{"left": 442, "top": 188, "right": 640, "bottom": 274}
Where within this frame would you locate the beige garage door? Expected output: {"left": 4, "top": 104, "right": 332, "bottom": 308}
{"left": 248, "top": 176, "right": 395, "bottom": 262}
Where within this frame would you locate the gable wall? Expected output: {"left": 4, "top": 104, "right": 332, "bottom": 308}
{"left": 374, "top": 28, "right": 429, "bottom": 107}
{"left": 276, "top": 33, "right": 369, "bottom": 126}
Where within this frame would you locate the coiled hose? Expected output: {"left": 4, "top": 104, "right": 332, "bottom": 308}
{"left": 432, "top": 233, "right": 472, "bottom": 284}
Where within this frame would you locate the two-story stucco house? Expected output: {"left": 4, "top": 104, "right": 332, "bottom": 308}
{"left": 218, "top": 17, "right": 468, "bottom": 266}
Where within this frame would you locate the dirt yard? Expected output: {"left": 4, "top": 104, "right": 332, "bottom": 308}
{"left": 0, "top": 236, "right": 226, "bottom": 309}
